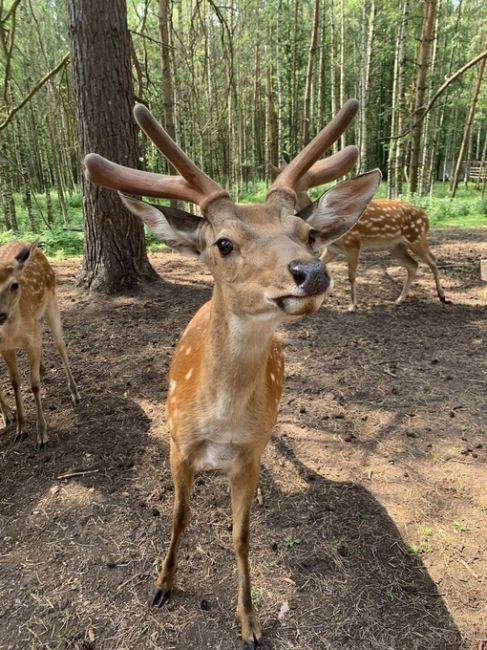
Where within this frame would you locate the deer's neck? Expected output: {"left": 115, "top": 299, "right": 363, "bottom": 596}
{"left": 199, "top": 288, "right": 279, "bottom": 416}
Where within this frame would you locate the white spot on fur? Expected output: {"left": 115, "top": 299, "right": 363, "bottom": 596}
{"left": 169, "top": 379, "right": 177, "bottom": 393}
{"left": 185, "top": 346, "right": 192, "bottom": 355}
{"left": 185, "top": 368, "right": 193, "bottom": 380}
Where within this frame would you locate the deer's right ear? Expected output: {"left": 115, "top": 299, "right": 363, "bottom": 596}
{"left": 297, "top": 170, "right": 382, "bottom": 247}
{"left": 119, "top": 194, "right": 205, "bottom": 257}
{"left": 14, "top": 242, "right": 37, "bottom": 270}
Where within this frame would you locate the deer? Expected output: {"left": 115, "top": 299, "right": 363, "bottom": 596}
{"left": 0, "top": 241, "right": 80, "bottom": 449}
{"left": 271, "top": 163, "right": 449, "bottom": 311}
{"left": 84, "top": 99, "right": 381, "bottom": 649}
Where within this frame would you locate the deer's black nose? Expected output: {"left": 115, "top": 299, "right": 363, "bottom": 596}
{"left": 0, "top": 313, "right": 8, "bottom": 325}
{"left": 288, "top": 259, "right": 330, "bottom": 295}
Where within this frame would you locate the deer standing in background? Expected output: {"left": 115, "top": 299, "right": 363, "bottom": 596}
{"left": 272, "top": 164, "right": 449, "bottom": 311}
{"left": 84, "top": 100, "right": 381, "bottom": 649}
{"left": 0, "top": 242, "right": 80, "bottom": 449}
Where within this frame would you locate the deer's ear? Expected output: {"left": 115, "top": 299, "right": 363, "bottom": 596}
{"left": 14, "top": 242, "right": 38, "bottom": 270}
{"left": 119, "top": 194, "right": 205, "bottom": 257}
{"left": 297, "top": 170, "right": 382, "bottom": 247}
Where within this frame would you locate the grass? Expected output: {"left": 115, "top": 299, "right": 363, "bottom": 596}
{"left": 2, "top": 181, "right": 486, "bottom": 258}
{"left": 238, "top": 180, "right": 487, "bottom": 228}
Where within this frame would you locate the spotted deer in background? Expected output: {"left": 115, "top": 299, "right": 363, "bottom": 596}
{"left": 0, "top": 242, "right": 80, "bottom": 449}
{"left": 271, "top": 164, "right": 449, "bottom": 311}
{"left": 84, "top": 99, "right": 381, "bottom": 648}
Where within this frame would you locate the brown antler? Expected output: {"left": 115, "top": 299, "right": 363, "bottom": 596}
{"left": 267, "top": 99, "right": 359, "bottom": 202}
{"left": 84, "top": 104, "right": 229, "bottom": 214}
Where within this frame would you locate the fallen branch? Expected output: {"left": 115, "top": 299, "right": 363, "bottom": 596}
{"left": 57, "top": 469, "right": 99, "bottom": 480}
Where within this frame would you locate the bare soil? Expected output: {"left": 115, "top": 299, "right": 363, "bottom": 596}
{"left": 1, "top": 228, "right": 486, "bottom": 650}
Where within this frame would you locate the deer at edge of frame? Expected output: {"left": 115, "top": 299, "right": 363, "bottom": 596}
{"left": 271, "top": 162, "right": 450, "bottom": 311}
{"left": 0, "top": 241, "right": 80, "bottom": 449}
{"left": 83, "top": 99, "right": 381, "bottom": 649}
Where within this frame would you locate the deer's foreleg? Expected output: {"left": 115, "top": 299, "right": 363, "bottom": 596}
{"left": 26, "top": 339, "right": 48, "bottom": 450}
{"left": 344, "top": 245, "right": 361, "bottom": 312}
{"left": 230, "top": 457, "right": 268, "bottom": 650}
{"left": 0, "top": 388, "right": 14, "bottom": 427}
{"left": 2, "top": 350, "right": 26, "bottom": 442}
{"left": 152, "top": 443, "right": 194, "bottom": 607}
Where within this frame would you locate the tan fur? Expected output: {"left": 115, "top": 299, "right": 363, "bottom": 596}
{"left": 0, "top": 241, "right": 80, "bottom": 448}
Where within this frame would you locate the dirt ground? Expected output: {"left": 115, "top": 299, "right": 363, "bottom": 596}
{"left": 0, "top": 227, "right": 486, "bottom": 650}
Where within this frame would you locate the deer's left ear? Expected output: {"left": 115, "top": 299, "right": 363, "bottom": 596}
{"left": 297, "top": 170, "right": 382, "bottom": 248}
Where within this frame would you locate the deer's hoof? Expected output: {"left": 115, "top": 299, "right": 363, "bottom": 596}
{"left": 243, "top": 636, "right": 272, "bottom": 650}
{"left": 151, "top": 587, "right": 172, "bottom": 608}
{"left": 440, "top": 296, "right": 452, "bottom": 304}
{"left": 36, "top": 440, "right": 49, "bottom": 452}
{"left": 14, "top": 431, "right": 27, "bottom": 443}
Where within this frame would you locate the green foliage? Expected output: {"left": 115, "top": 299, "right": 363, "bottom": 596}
{"left": 2, "top": 182, "right": 485, "bottom": 260}
{"left": 284, "top": 535, "right": 301, "bottom": 548}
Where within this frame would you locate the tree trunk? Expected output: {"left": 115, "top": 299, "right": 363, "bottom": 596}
{"left": 408, "top": 0, "right": 437, "bottom": 194}
{"left": 339, "top": 0, "right": 346, "bottom": 151}
{"left": 66, "top": 0, "right": 155, "bottom": 294}
{"left": 302, "top": 0, "right": 320, "bottom": 146}
{"left": 418, "top": 7, "right": 439, "bottom": 195}
{"left": 329, "top": 0, "right": 339, "bottom": 153}
{"left": 266, "top": 66, "right": 278, "bottom": 168}
{"left": 358, "top": 0, "right": 376, "bottom": 172}
{"left": 450, "top": 48, "right": 487, "bottom": 197}
{"left": 158, "top": 0, "right": 178, "bottom": 206}
{"left": 393, "top": 0, "right": 410, "bottom": 195}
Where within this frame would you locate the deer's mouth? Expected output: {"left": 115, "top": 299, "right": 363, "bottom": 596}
{"left": 273, "top": 293, "right": 325, "bottom": 316}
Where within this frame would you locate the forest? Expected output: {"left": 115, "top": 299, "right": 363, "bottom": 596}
{"left": 0, "top": 0, "right": 486, "bottom": 265}
{"left": 1, "top": 2, "right": 487, "bottom": 650}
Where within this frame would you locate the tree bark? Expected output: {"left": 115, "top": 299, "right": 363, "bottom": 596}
{"left": 158, "top": 0, "right": 177, "bottom": 202}
{"left": 358, "top": 0, "right": 376, "bottom": 172}
{"left": 66, "top": 0, "right": 155, "bottom": 294}
{"left": 408, "top": 0, "right": 437, "bottom": 194}
{"left": 302, "top": 0, "right": 320, "bottom": 146}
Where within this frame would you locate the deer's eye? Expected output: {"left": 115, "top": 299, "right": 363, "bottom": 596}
{"left": 215, "top": 238, "right": 233, "bottom": 257}
{"left": 308, "top": 229, "right": 319, "bottom": 247}
{"left": 11, "top": 282, "right": 19, "bottom": 292}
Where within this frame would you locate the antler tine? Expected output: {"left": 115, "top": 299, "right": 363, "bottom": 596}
{"left": 267, "top": 99, "right": 359, "bottom": 202}
{"left": 295, "top": 145, "right": 358, "bottom": 192}
{"left": 84, "top": 153, "right": 206, "bottom": 203}
{"left": 133, "top": 104, "right": 230, "bottom": 213}
{"left": 84, "top": 104, "right": 230, "bottom": 215}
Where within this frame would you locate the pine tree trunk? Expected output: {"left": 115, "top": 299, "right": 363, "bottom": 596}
{"left": 330, "top": 0, "right": 339, "bottom": 154}
{"left": 418, "top": 8, "right": 439, "bottom": 195}
{"left": 267, "top": 66, "right": 278, "bottom": 168}
{"left": 408, "top": 0, "right": 437, "bottom": 194}
{"left": 66, "top": 0, "right": 156, "bottom": 294}
{"left": 158, "top": 0, "right": 178, "bottom": 206}
{"left": 393, "top": 0, "right": 410, "bottom": 195}
{"left": 358, "top": 0, "right": 376, "bottom": 172}
{"left": 302, "top": 0, "right": 320, "bottom": 146}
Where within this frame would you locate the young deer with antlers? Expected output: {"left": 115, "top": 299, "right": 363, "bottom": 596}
{"left": 84, "top": 100, "right": 380, "bottom": 648}
{"left": 0, "top": 242, "right": 80, "bottom": 449}
{"left": 272, "top": 164, "right": 449, "bottom": 311}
